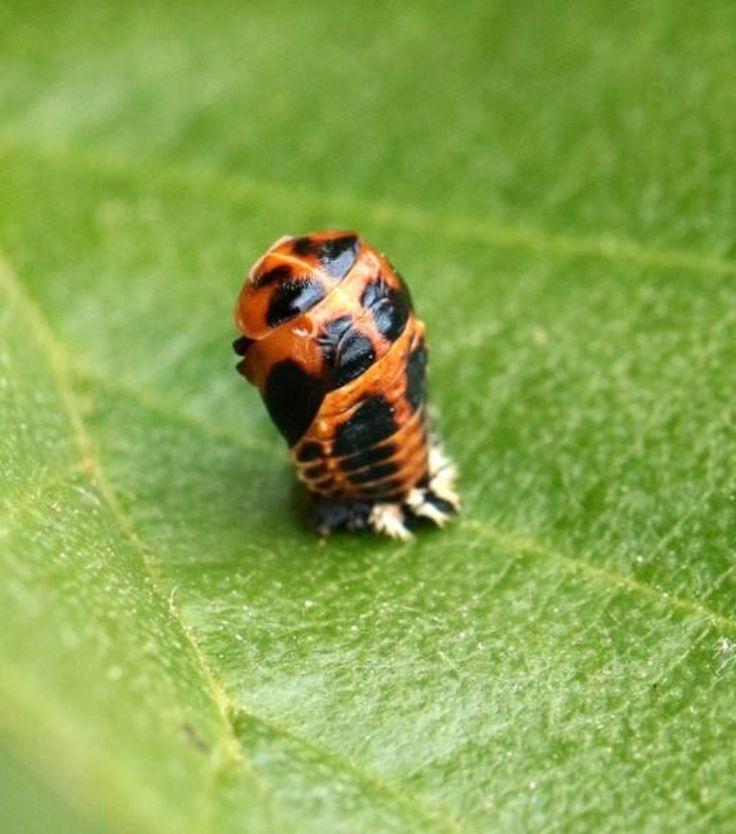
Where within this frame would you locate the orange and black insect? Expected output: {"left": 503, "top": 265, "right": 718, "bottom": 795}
{"left": 233, "top": 231, "right": 459, "bottom": 539}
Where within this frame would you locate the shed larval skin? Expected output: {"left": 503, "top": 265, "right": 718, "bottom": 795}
{"left": 233, "top": 231, "right": 459, "bottom": 539}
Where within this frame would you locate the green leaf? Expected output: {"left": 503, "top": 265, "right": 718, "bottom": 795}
{"left": 1, "top": 2, "right": 735, "bottom": 832}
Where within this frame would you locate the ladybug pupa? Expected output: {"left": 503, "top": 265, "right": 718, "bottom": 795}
{"left": 233, "top": 231, "right": 459, "bottom": 540}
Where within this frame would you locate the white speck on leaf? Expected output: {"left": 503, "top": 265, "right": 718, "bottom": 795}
{"left": 715, "top": 636, "right": 736, "bottom": 675}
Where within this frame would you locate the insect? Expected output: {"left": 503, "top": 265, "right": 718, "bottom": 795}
{"left": 233, "top": 231, "right": 459, "bottom": 540}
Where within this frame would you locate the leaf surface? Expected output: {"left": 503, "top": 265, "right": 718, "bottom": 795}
{"left": 1, "top": 2, "right": 735, "bottom": 832}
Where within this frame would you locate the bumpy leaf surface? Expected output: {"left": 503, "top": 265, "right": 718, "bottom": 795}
{"left": 1, "top": 2, "right": 735, "bottom": 832}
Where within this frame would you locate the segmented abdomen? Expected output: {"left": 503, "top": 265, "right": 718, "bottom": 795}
{"left": 292, "top": 320, "right": 429, "bottom": 502}
{"left": 234, "top": 231, "right": 431, "bottom": 503}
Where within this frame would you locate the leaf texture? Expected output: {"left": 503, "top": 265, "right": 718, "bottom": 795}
{"left": 1, "top": 2, "right": 735, "bottom": 832}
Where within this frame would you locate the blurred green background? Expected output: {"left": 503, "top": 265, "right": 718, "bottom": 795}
{"left": 1, "top": 2, "right": 735, "bottom": 832}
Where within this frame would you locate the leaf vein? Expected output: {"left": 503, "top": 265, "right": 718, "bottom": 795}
{"left": 56, "top": 353, "right": 736, "bottom": 637}
{"left": 0, "top": 251, "right": 467, "bottom": 834}
{"left": 465, "top": 519, "right": 736, "bottom": 633}
{"left": 233, "top": 707, "right": 465, "bottom": 834}
{"left": 0, "top": 251, "right": 287, "bottom": 831}
{"left": 3, "top": 139, "right": 736, "bottom": 277}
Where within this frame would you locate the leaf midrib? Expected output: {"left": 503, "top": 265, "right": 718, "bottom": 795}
{"left": 0, "top": 252, "right": 470, "bottom": 834}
